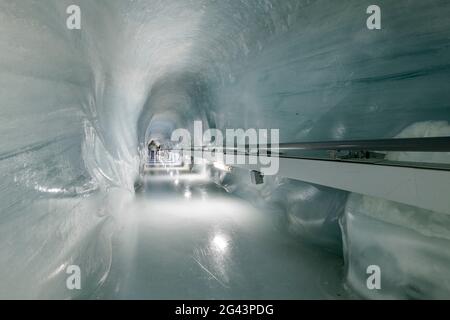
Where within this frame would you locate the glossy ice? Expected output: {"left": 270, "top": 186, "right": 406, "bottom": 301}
{"left": 93, "top": 170, "right": 347, "bottom": 299}
{"left": 1, "top": 0, "right": 450, "bottom": 299}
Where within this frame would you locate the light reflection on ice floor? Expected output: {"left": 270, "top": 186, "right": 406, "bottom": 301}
{"left": 92, "top": 171, "right": 348, "bottom": 299}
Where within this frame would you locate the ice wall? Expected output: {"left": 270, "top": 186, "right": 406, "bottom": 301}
{"left": 213, "top": 1, "right": 450, "bottom": 141}
{"left": 342, "top": 193, "right": 450, "bottom": 299}
{"left": 216, "top": 170, "right": 347, "bottom": 253}
{"left": 341, "top": 121, "right": 450, "bottom": 299}
{"left": 1, "top": 0, "right": 450, "bottom": 298}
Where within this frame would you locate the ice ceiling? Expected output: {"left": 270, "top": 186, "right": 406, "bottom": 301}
{"left": 1, "top": 0, "right": 450, "bottom": 299}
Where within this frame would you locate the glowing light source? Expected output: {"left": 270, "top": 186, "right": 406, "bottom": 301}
{"left": 184, "top": 189, "right": 192, "bottom": 199}
{"left": 212, "top": 234, "right": 229, "bottom": 252}
{"left": 213, "top": 161, "right": 232, "bottom": 172}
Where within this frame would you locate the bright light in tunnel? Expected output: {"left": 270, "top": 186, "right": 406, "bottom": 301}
{"left": 184, "top": 189, "right": 192, "bottom": 199}
{"left": 211, "top": 234, "right": 229, "bottom": 253}
{"left": 143, "top": 170, "right": 208, "bottom": 183}
{"left": 213, "top": 161, "right": 232, "bottom": 172}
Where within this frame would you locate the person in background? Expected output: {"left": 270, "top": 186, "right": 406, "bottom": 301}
{"left": 148, "top": 140, "right": 157, "bottom": 162}
{"left": 156, "top": 144, "right": 161, "bottom": 161}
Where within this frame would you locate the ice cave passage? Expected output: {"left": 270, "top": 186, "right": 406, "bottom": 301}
{"left": 1, "top": 0, "right": 450, "bottom": 299}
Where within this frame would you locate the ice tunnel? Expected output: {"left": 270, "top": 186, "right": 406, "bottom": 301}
{"left": 1, "top": 0, "right": 450, "bottom": 300}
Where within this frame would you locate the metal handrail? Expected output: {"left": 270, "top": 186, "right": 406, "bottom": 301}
{"left": 262, "top": 136, "right": 450, "bottom": 152}
{"left": 173, "top": 136, "right": 450, "bottom": 153}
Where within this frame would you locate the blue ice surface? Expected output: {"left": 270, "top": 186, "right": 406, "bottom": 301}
{"left": 1, "top": 0, "right": 450, "bottom": 299}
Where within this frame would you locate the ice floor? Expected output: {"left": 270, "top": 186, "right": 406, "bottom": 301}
{"left": 90, "top": 171, "right": 347, "bottom": 299}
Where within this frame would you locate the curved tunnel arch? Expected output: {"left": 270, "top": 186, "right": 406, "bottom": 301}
{"left": 137, "top": 71, "right": 216, "bottom": 150}
{"left": 1, "top": 0, "right": 450, "bottom": 299}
